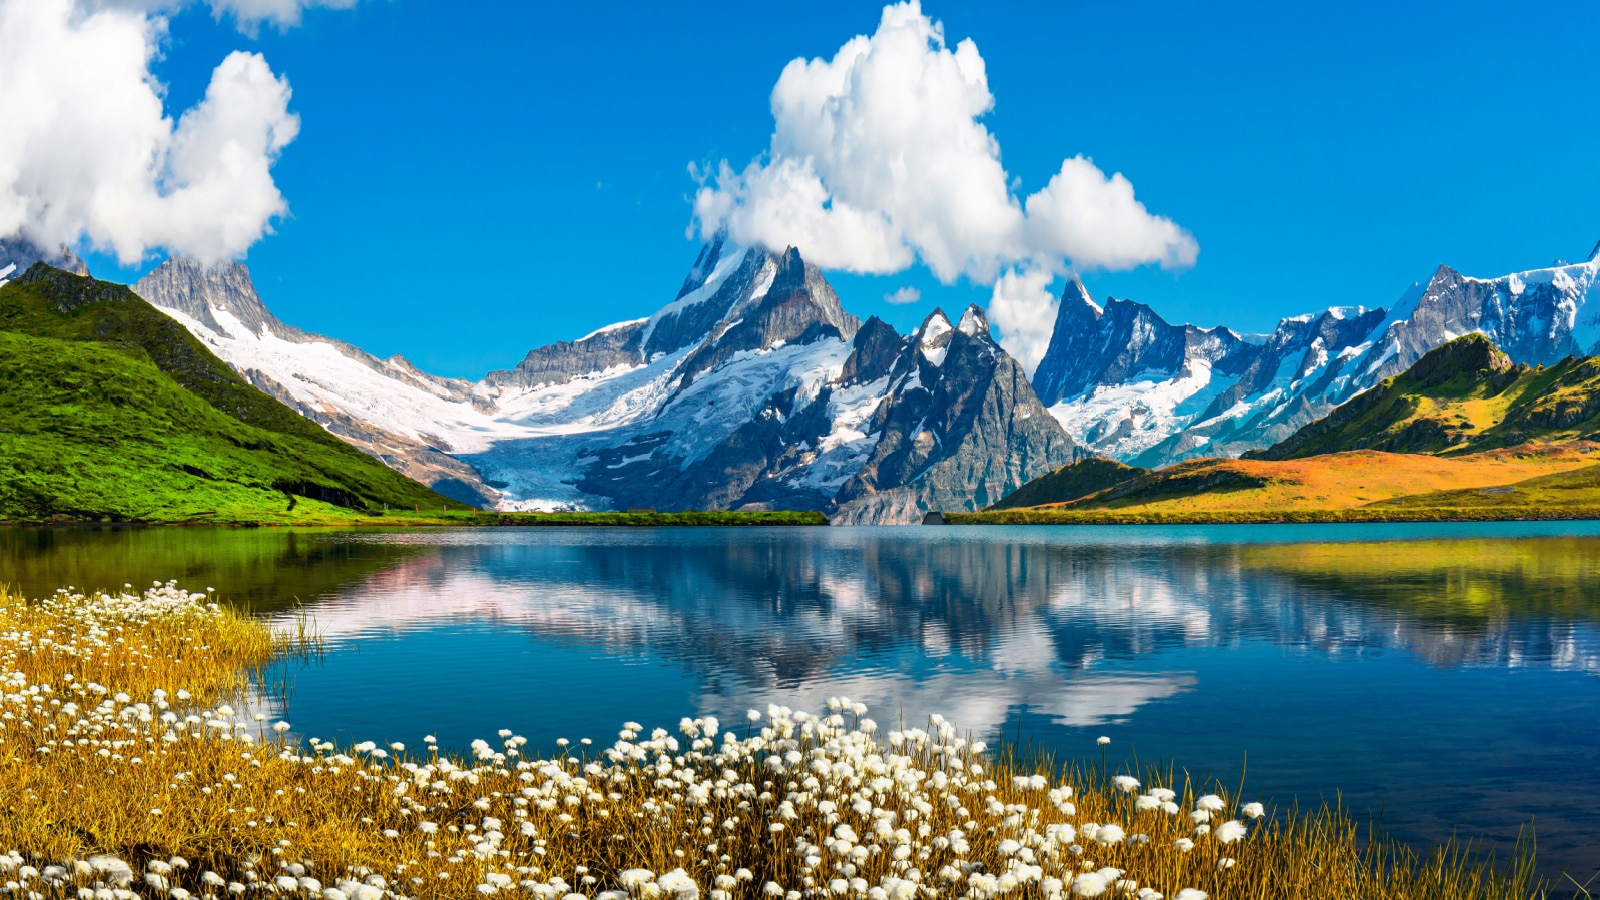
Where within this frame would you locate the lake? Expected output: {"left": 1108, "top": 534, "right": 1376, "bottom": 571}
{"left": 3, "top": 522, "right": 1598, "bottom": 882}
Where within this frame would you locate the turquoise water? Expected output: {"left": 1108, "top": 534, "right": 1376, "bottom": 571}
{"left": 6, "top": 522, "right": 1599, "bottom": 880}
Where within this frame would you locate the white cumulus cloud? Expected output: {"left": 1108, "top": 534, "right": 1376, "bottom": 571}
{"left": 986, "top": 268, "right": 1058, "bottom": 376}
{"left": 690, "top": 0, "right": 1197, "bottom": 285}
{"left": 93, "top": 0, "right": 357, "bottom": 32}
{"left": 0, "top": 0, "right": 344, "bottom": 264}
{"left": 689, "top": 1, "right": 1197, "bottom": 367}
{"left": 884, "top": 286, "right": 921, "bottom": 305}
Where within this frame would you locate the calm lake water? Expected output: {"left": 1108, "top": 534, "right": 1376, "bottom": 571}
{"left": 4, "top": 522, "right": 1599, "bottom": 882}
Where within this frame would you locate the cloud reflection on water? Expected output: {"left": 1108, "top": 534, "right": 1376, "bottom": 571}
{"left": 274, "top": 529, "right": 1600, "bottom": 734}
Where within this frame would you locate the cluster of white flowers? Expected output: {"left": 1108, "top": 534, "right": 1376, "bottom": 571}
{"left": 1, "top": 584, "right": 1264, "bottom": 900}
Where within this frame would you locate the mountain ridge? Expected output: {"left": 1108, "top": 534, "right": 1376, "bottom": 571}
{"left": 1036, "top": 244, "right": 1600, "bottom": 466}
{"left": 1248, "top": 333, "right": 1600, "bottom": 461}
{"left": 983, "top": 331, "right": 1600, "bottom": 521}
{"left": 136, "top": 241, "right": 1080, "bottom": 522}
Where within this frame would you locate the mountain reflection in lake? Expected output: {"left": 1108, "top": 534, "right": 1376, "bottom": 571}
{"left": 5, "top": 523, "right": 1598, "bottom": 880}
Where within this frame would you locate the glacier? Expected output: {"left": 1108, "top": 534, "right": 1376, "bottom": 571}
{"left": 134, "top": 239, "right": 1078, "bottom": 522}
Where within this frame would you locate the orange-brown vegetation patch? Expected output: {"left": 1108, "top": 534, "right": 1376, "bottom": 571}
{"left": 1037, "top": 443, "right": 1600, "bottom": 514}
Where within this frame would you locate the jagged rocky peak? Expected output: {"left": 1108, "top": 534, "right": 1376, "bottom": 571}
{"left": 837, "top": 316, "right": 905, "bottom": 387}
{"left": 134, "top": 257, "right": 285, "bottom": 338}
{"left": 1033, "top": 282, "right": 1255, "bottom": 408}
{"left": 830, "top": 301, "right": 1083, "bottom": 524}
{"left": 0, "top": 236, "right": 88, "bottom": 286}
{"left": 957, "top": 304, "right": 991, "bottom": 338}
{"left": 488, "top": 239, "right": 859, "bottom": 393}
{"left": 658, "top": 242, "right": 861, "bottom": 389}
{"left": 720, "top": 244, "right": 860, "bottom": 346}
{"left": 1031, "top": 278, "right": 1104, "bottom": 406}
{"left": 917, "top": 307, "right": 955, "bottom": 352}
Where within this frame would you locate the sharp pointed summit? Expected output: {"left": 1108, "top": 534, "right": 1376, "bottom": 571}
{"left": 1032, "top": 241, "right": 1600, "bottom": 467}
{"left": 136, "top": 241, "right": 1079, "bottom": 522}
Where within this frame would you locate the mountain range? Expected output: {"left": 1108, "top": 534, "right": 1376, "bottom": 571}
{"left": 116, "top": 235, "right": 1600, "bottom": 522}
{"left": 133, "top": 240, "right": 1081, "bottom": 523}
{"left": 1034, "top": 240, "right": 1600, "bottom": 466}
{"left": 9, "top": 226, "right": 1591, "bottom": 523}
{"left": 973, "top": 332, "right": 1600, "bottom": 523}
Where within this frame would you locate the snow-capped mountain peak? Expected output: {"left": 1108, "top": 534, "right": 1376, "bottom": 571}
{"left": 133, "top": 242, "right": 1076, "bottom": 522}
{"left": 957, "top": 304, "right": 990, "bottom": 338}
{"left": 1038, "top": 243, "right": 1600, "bottom": 466}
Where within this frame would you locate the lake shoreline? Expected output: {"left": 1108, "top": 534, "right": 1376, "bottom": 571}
{"left": 0, "top": 509, "right": 831, "bottom": 528}
{"left": 947, "top": 506, "right": 1600, "bottom": 525}
{"left": 0, "top": 582, "right": 1553, "bottom": 900}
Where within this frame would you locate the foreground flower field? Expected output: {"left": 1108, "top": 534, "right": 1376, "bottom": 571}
{"left": 0, "top": 584, "right": 1550, "bottom": 900}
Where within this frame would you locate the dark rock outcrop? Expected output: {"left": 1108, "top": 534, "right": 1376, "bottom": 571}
{"left": 0, "top": 236, "right": 88, "bottom": 284}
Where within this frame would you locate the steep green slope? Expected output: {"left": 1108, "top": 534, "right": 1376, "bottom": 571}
{"left": 1248, "top": 333, "right": 1600, "bottom": 461}
{"left": 987, "top": 457, "right": 1147, "bottom": 509}
{"left": 0, "top": 264, "right": 455, "bottom": 523}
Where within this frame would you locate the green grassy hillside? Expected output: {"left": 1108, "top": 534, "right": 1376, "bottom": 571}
{"left": 985, "top": 457, "right": 1146, "bottom": 509}
{"left": 1247, "top": 333, "right": 1600, "bottom": 461}
{"left": 0, "top": 264, "right": 456, "bottom": 524}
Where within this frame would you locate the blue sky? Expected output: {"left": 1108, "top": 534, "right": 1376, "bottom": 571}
{"left": 79, "top": 0, "right": 1600, "bottom": 378}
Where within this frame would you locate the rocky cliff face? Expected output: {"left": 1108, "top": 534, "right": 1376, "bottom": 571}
{"left": 1037, "top": 242, "right": 1600, "bottom": 466}
{"left": 136, "top": 241, "right": 1075, "bottom": 521}
{"left": 830, "top": 307, "right": 1085, "bottom": 524}
{"left": 0, "top": 236, "right": 88, "bottom": 286}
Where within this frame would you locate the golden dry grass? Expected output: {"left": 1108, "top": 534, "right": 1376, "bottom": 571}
{"left": 1029, "top": 445, "right": 1600, "bottom": 514}
{"left": 0, "top": 583, "right": 1568, "bottom": 900}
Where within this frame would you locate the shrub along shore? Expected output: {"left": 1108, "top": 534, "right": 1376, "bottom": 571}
{"left": 0, "top": 509, "right": 830, "bottom": 528}
{"left": 0, "top": 584, "right": 1548, "bottom": 900}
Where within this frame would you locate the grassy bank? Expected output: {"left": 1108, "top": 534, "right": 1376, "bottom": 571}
{"left": 479, "top": 510, "right": 829, "bottom": 527}
{"left": 0, "top": 584, "right": 1556, "bottom": 900}
{"left": 950, "top": 505, "right": 1600, "bottom": 525}
{"left": 0, "top": 509, "right": 830, "bottom": 528}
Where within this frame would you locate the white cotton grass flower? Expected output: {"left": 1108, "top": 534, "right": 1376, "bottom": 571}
{"left": 1096, "top": 736, "right": 1111, "bottom": 746}
{"left": 1195, "top": 794, "right": 1226, "bottom": 813}
{"left": 1, "top": 582, "right": 1334, "bottom": 900}
{"left": 618, "top": 869, "right": 656, "bottom": 890}
{"left": 1173, "top": 891, "right": 1208, "bottom": 900}
{"left": 1071, "top": 872, "right": 1109, "bottom": 897}
{"left": 1093, "top": 824, "right": 1126, "bottom": 846}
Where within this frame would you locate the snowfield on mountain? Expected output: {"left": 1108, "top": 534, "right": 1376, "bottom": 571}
{"left": 1034, "top": 241, "right": 1600, "bottom": 466}
{"left": 134, "top": 240, "right": 1078, "bottom": 523}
